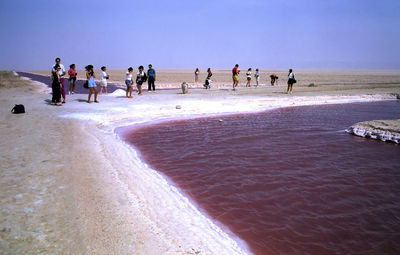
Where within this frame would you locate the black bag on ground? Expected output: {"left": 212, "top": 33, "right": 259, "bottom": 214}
{"left": 11, "top": 104, "right": 25, "bottom": 114}
{"left": 83, "top": 80, "right": 89, "bottom": 89}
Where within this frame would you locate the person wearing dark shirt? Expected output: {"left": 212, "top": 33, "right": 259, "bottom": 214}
{"left": 147, "top": 64, "right": 156, "bottom": 91}
{"left": 204, "top": 68, "right": 212, "bottom": 89}
{"left": 51, "top": 64, "right": 62, "bottom": 106}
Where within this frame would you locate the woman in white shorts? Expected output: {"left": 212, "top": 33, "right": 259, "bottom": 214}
{"left": 126, "top": 67, "right": 134, "bottom": 98}
{"left": 246, "top": 68, "right": 252, "bottom": 87}
{"left": 100, "top": 66, "right": 109, "bottom": 95}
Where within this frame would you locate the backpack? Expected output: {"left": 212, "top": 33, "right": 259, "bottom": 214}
{"left": 11, "top": 104, "right": 25, "bottom": 114}
{"left": 142, "top": 72, "right": 147, "bottom": 83}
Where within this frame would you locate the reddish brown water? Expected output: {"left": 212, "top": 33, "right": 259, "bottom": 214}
{"left": 119, "top": 101, "right": 400, "bottom": 255}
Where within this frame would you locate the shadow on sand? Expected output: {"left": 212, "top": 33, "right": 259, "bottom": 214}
{"left": 44, "top": 99, "right": 52, "bottom": 105}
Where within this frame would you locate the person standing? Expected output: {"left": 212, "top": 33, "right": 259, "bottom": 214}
{"left": 136, "top": 65, "right": 146, "bottom": 95}
{"left": 147, "top": 64, "right": 156, "bottom": 91}
{"left": 67, "top": 64, "right": 77, "bottom": 95}
{"left": 125, "top": 67, "right": 134, "bottom": 98}
{"left": 194, "top": 68, "right": 200, "bottom": 83}
{"left": 254, "top": 69, "right": 260, "bottom": 87}
{"left": 86, "top": 65, "right": 99, "bottom": 103}
{"left": 287, "top": 69, "right": 296, "bottom": 94}
{"left": 99, "top": 66, "right": 109, "bottom": 95}
{"left": 246, "top": 68, "right": 252, "bottom": 87}
{"left": 52, "top": 57, "right": 66, "bottom": 103}
{"left": 51, "top": 64, "right": 62, "bottom": 106}
{"left": 232, "top": 64, "right": 240, "bottom": 90}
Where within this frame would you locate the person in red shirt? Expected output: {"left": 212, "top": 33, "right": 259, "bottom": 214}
{"left": 270, "top": 74, "right": 279, "bottom": 86}
{"left": 68, "top": 64, "right": 77, "bottom": 94}
{"left": 232, "top": 64, "right": 240, "bottom": 90}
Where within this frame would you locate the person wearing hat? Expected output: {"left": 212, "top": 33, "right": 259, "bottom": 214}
{"left": 147, "top": 64, "right": 156, "bottom": 91}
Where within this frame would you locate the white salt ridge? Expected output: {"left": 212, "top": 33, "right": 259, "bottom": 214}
{"left": 347, "top": 126, "right": 400, "bottom": 143}
{"left": 110, "top": 88, "right": 127, "bottom": 97}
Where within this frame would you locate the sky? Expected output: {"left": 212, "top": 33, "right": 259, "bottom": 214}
{"left": 0, "top": 0, "right": 399, "bottom": 70}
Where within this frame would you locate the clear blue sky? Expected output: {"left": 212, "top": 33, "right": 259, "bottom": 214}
{"left": 0, "top": 0, "right": 399, "bottom": 70}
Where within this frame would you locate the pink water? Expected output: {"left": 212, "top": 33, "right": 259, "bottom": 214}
{"left": 118, "top": 101, "right": 400, "bottom": 255}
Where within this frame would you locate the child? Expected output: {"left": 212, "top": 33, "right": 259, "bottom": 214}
{"left": 67, "top": 64, "right": 77, "bottom": 95}
{"left": 254, "top": 69, "right": 260, "bottom": 87}
{"left": 126, "top": 67, "right": 134, "bottom": 98}
{"left": 99, "top": 66, "right": 109, "bottom": 95}
{"left": 246, "top": 68, "right": 252, "bottom": 87}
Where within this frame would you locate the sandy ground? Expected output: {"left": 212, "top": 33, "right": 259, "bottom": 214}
{"left": 1, "top": 70, "right": 400, "bottom": 254}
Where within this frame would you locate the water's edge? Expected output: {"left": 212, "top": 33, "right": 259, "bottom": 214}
{"left": 112, "top": 100, "right": 398, "bottom": 255}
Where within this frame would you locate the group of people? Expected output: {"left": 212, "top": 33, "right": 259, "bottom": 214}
{"left": 231, "top": 64, "right": 296, "bottom": 92}
{"left": 84, "top": 63, "right": 157, "bottom": 102}
{"left": 124, "top": 64, "right": 156, "bottom": 98}
{"left": 50, "top": 58, "right": 157, "bottom": 104}
{"left": 196, "top": 65, "right": 294, "bottom": 93}
{"left": 50, "top": 57, "right": 297, "bottom": 106}
{"left": 245, "top": 68, "right": 261, "bottom": 87}
{"left": 232, "top": 65, "right": 296, "bottom": 93}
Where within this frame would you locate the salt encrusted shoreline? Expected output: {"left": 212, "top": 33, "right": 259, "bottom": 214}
{"left": 347, "top": 119, "right": 400, "bottom": 144}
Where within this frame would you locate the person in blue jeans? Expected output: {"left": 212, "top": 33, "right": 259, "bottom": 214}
{"left": 147, "top": 64, "right": 156, "bottom": 91}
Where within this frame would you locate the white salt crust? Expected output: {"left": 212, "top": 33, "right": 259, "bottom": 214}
{"left": 347, "top": 125, "right": 400, "bottom": 143}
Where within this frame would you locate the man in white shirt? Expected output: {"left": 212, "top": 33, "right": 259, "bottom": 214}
{"left": 52, "top": 57, "right": 66, "bottom": 103}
